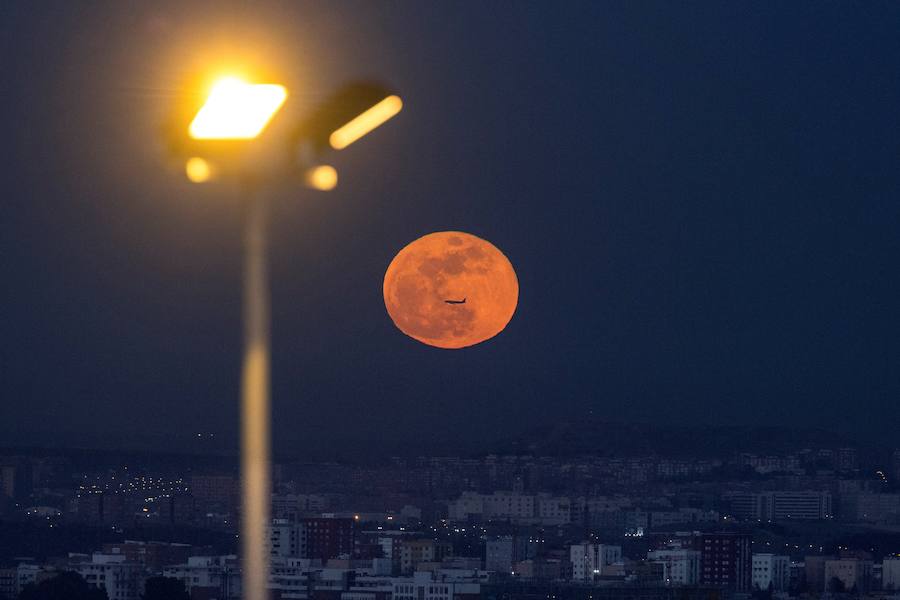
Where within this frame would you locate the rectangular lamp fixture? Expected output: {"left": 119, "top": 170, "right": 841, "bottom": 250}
{"left": 189, "top": 77, "right": 288, "bottom": 140}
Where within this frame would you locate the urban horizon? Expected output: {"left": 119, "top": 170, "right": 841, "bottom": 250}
{"left": 4, "top": 431, "right": 900, "bottom": 599}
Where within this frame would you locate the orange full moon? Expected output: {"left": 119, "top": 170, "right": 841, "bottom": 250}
{"left": 383, "top": 231, "right": 519, "bottom": 349}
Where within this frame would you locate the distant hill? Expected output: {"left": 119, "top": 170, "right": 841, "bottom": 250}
{"left": 0, "top": 419, "right": 880, "bottom": 465}
{"left": 487, "top": 419, "right": 863, "bottom": 458}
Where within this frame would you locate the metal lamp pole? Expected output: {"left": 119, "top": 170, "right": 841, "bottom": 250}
{"left": 174, "top": 76, "right": 402, "bottom": 600}
{"left": 240, "top": 192, "right": 271, "bottom": 600}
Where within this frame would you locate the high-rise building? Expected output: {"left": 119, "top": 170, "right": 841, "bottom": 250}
{"left": 76, "top": 491, "right": 126, "bottom": 526}
{"left": 698, "top": 533, "right": 752, "bottom": 591}
{"left": 300, "top": 517, "right": 356, "bottom": 560}
{"left": 486, "top": 537, "right": 516, "bottom": 574}
{"left": 570, "top": 543, "right": 622, "bottom": 581}
{"left": 376, "top": 534, "right": 408, "bottom": 574}
{"left": 486, "top": 536, "right": 539, "bottom": 574}
{"left": 159, "top": 494, "right": 195, "bottom": 525}
{"left": 803, "top": 555, "right": 833, "bottom": 593}
{"left": 268, "top": 519, "right": 302, "bottom": 559}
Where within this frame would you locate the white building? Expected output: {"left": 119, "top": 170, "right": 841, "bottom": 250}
{"left": 824, "top": 558, "right": 873, "bottom": 593}
{"left": 854, "top": 493, "right": 900, "bottom": 522}
{"left": 273, "top": 561, "right": 341, "bottom": 599}
{"left": 738, "top": 454, "right": 802, "bottom": 474}
{"left": 166, "top": 555, "right": 340, "bottom": 600}
{"left": 392, "top": 571, "right": 480, "bottom": 600}
{"left": 485, "top": 536, "right": 538, "bottom": 573}
{"left": 751, "top": 554, "right": 790, "bottom": 591}
{"left": 163, "top": 557, "right": 486, "bottom": 600}
{"left": 570, "top": 544, "right": 622, "bottom": 581}
{"left": 268, "top": 518, "right": 302, "bottom": 558}
{"left": 536, "top": 495, "right": 571, "bottom": 525}
{"left": 882, "top": 557, "right": 900, "bottom": 591}
{"left": 0, "top": 568, "right": 14, "bottom": 599}
{"left": 448, "top": 491, "right": 569, "bottom": 524}
{"left": 648, "top": 549, "right": 700, "bottom": 586}
{"left": 485, "top": 537, "right": 516, "bottom": 573}
{"left": 70, "top": 553, "right": 145, "bottom": 600}
{"left": 15, "top": 564, "right": 47, "bottom": 593}
{"left": 163, "top": 555, "right": 241, "bottom": 599}
{"left": 726, "top": 491, "right": 832, "bottom": 521}
{"left": 483, "top": 492, "right": 535, "bottom": 522}
{"left": 271, "top": 493, "right": 327, "bottom": 520}
{"left": 345, "top": 573, "right": 395, "bottom": 599}
{"left": 648, "top": 509, "right": 719, "bottom": 529}
{"left": 447, "top": 492, "right": 484, "bottom": 521}
{"left": 0, "top": 564, "right": 55, "bottom": 598}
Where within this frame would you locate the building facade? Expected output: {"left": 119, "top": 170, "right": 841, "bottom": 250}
{"left": 570, "top": 544, "right": 622, "bottom": 581}
{"left": 751, "top": 553, "right": 789, "bottom": 591}
{"left": 648, "top": 549, "right": 700, "bottom": 586}
{"left": 698, "top": 533, "right": 752, "bottom": 591}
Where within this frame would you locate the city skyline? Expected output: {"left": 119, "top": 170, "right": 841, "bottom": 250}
{"left": 4, "top": 438, "right": 900, "bottom": 598}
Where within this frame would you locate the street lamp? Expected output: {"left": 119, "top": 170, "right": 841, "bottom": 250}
{"left": 291, "top": 82, "right": 403, "bottom": 154}
{"left": 188, "top": 77, "right": 287, "bottom": 140}
{"left": 168, "top": 73, "right": 402, "bottom": 600}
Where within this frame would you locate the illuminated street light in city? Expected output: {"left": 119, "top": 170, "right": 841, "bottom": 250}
{"left": 291, "top": 82, "right": 403, "bottom": 155}
{"left": 166, "top": 72, "right": 402, "bottom": 600}
{"left": 329, "top": 94, "right": 403, "bottom": 150}
{"left": 188, "top": 77, "right": 287, "bottom": 140}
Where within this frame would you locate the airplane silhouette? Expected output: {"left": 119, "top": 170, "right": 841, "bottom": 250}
{"left": 444, "top": 298, "right": 466, "bottom": 305}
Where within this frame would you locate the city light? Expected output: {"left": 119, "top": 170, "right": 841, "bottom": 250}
{"left": 329, "top": 95, "right": 403, "bottom": 149}
{"left": 189, "top": 77, "right": 287, "bottom": 140}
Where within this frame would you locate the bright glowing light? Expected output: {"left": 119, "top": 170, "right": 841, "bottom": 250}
{"left": 304, "top": 165, "right": 338, "bottom": 191}
{"left": 185, "top": 157, "right": 213, "bottom": 183}
{"left": 329, "top": 95, "right": 403, "bottom": 150}
{"left": 189, "top": 77, "right": 287, "bottom": 140}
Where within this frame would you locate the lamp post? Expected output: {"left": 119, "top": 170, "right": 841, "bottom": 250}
{"left": 170, "top": 74, "right": 403, "bottom": 600}
{"left": 239, "top": 189, "right": 271, "bottom": 600}
{"left": 185, "top": 76, "right": 287, "bottom": 600}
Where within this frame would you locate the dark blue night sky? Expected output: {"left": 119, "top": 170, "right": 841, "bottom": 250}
{"left": 1, "top": 2, "right": 899, "bottom": 454}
